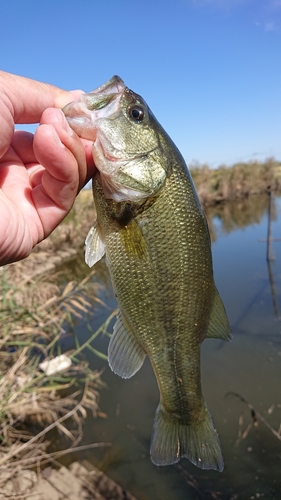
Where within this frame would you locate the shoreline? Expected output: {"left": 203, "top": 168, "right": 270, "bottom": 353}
{"left": 0, "top": 461, "right": 138, "bottom": 499}
{"left": 190, "top": 158, "right": 281, "bottom": 205}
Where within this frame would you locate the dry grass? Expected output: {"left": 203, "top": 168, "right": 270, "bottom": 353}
{"left": 0, "top": 257, "right": 116, "bottom": 474}
{"left": 190, "top": 158, "right": 281, "bottom": 206}
{"left": 0, "top": 186, "right": 115, "bottom": 475}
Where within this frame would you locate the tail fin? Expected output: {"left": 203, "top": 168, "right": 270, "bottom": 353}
{"left": 150, "top": 404, "right": 224, "bottom": 471}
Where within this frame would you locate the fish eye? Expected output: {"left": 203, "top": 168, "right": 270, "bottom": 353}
{"left": 129, "top": 105, "right": 145, "bottom": 122}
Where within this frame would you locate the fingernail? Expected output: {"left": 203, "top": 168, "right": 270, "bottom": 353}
{"left": 60, "top": 110, "right": 74, "bottom": 136}
{"left": 51, "top": 124, "right": 65, "bottom": 147}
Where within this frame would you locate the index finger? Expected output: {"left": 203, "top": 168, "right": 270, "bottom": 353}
{"left": 0, "top": 71, "right": 82, "bottom": 124}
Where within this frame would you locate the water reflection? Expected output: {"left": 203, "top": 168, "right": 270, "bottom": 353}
{"left": 58, "top": 194, "right": 281, "bottom": 499}
{"left": 267, "top": 258, "right": 280, "bottom": 318}
{"left": 204, "top": 193, "right": 278, "bottom": 243}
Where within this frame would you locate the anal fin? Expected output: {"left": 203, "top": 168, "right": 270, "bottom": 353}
{"left": 205, "top": 288, "right": 231, "bottom": 341}
{"left": 108, "top": 313, "right": 146, "bottom": 379}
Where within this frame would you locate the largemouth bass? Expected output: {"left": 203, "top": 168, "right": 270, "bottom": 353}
{"left": 63, "top": 76, "right": 231, "bottom": 471}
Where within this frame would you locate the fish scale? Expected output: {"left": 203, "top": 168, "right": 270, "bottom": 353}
{"left": 63, "top": 75, "right": 231, "bottom": 471}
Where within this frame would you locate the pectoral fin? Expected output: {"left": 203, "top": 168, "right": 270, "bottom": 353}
{"left": 120, "top": 218, "right": 147, "bottom": 259}
{"left": 108, "top": 313, "right": 146, "bottom": 378}
{"left": 205, "top": 289, "right": 231, "bottom": 341}
{"left": 85, "top": 221, "right": 105, "bottom": 267}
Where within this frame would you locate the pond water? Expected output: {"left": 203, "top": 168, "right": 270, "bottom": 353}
{"left": 58, "top": 194, "right": 281, "bottom": 500}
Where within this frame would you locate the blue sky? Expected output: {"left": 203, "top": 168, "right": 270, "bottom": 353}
{"left": 1, "top": 0, "right": 280, "bottom": 167}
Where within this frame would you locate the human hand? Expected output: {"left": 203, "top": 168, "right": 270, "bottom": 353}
{"left": 0, "top": 71, "right": 95, "bottom": 266}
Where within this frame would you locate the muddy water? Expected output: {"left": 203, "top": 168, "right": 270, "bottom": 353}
{"left": 58, "top": 194, "right": 281, "bottom": 499}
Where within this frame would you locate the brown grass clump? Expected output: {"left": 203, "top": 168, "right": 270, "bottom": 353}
{"left": 190, "top": 158, "right": 281, "bottom": 206}
{"left": 0, "top": 260, "right": 116, "bottom": 474}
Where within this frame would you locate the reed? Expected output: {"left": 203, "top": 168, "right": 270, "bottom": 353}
{"left": 190, "top": 158, "right": 281, "bottom": 206}
{"left": 0, "top": 263, "right": 115, "bottom": 473}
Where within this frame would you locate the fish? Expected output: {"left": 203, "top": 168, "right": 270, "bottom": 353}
{"left": 63, "top": 76, "right": 231, "bottom": 471}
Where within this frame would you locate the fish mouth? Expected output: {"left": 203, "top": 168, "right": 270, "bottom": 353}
{"left": 63, "top": 75, "right": 146, "bottom": 167}
{"left": 63, "top": 75, "right": 125, "bottom": 140}
{"left": 87, "top": 75, "right": 125, "bottom": 96}
{"left": 63, "top": 76, "right": 159, "bottom": 201}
